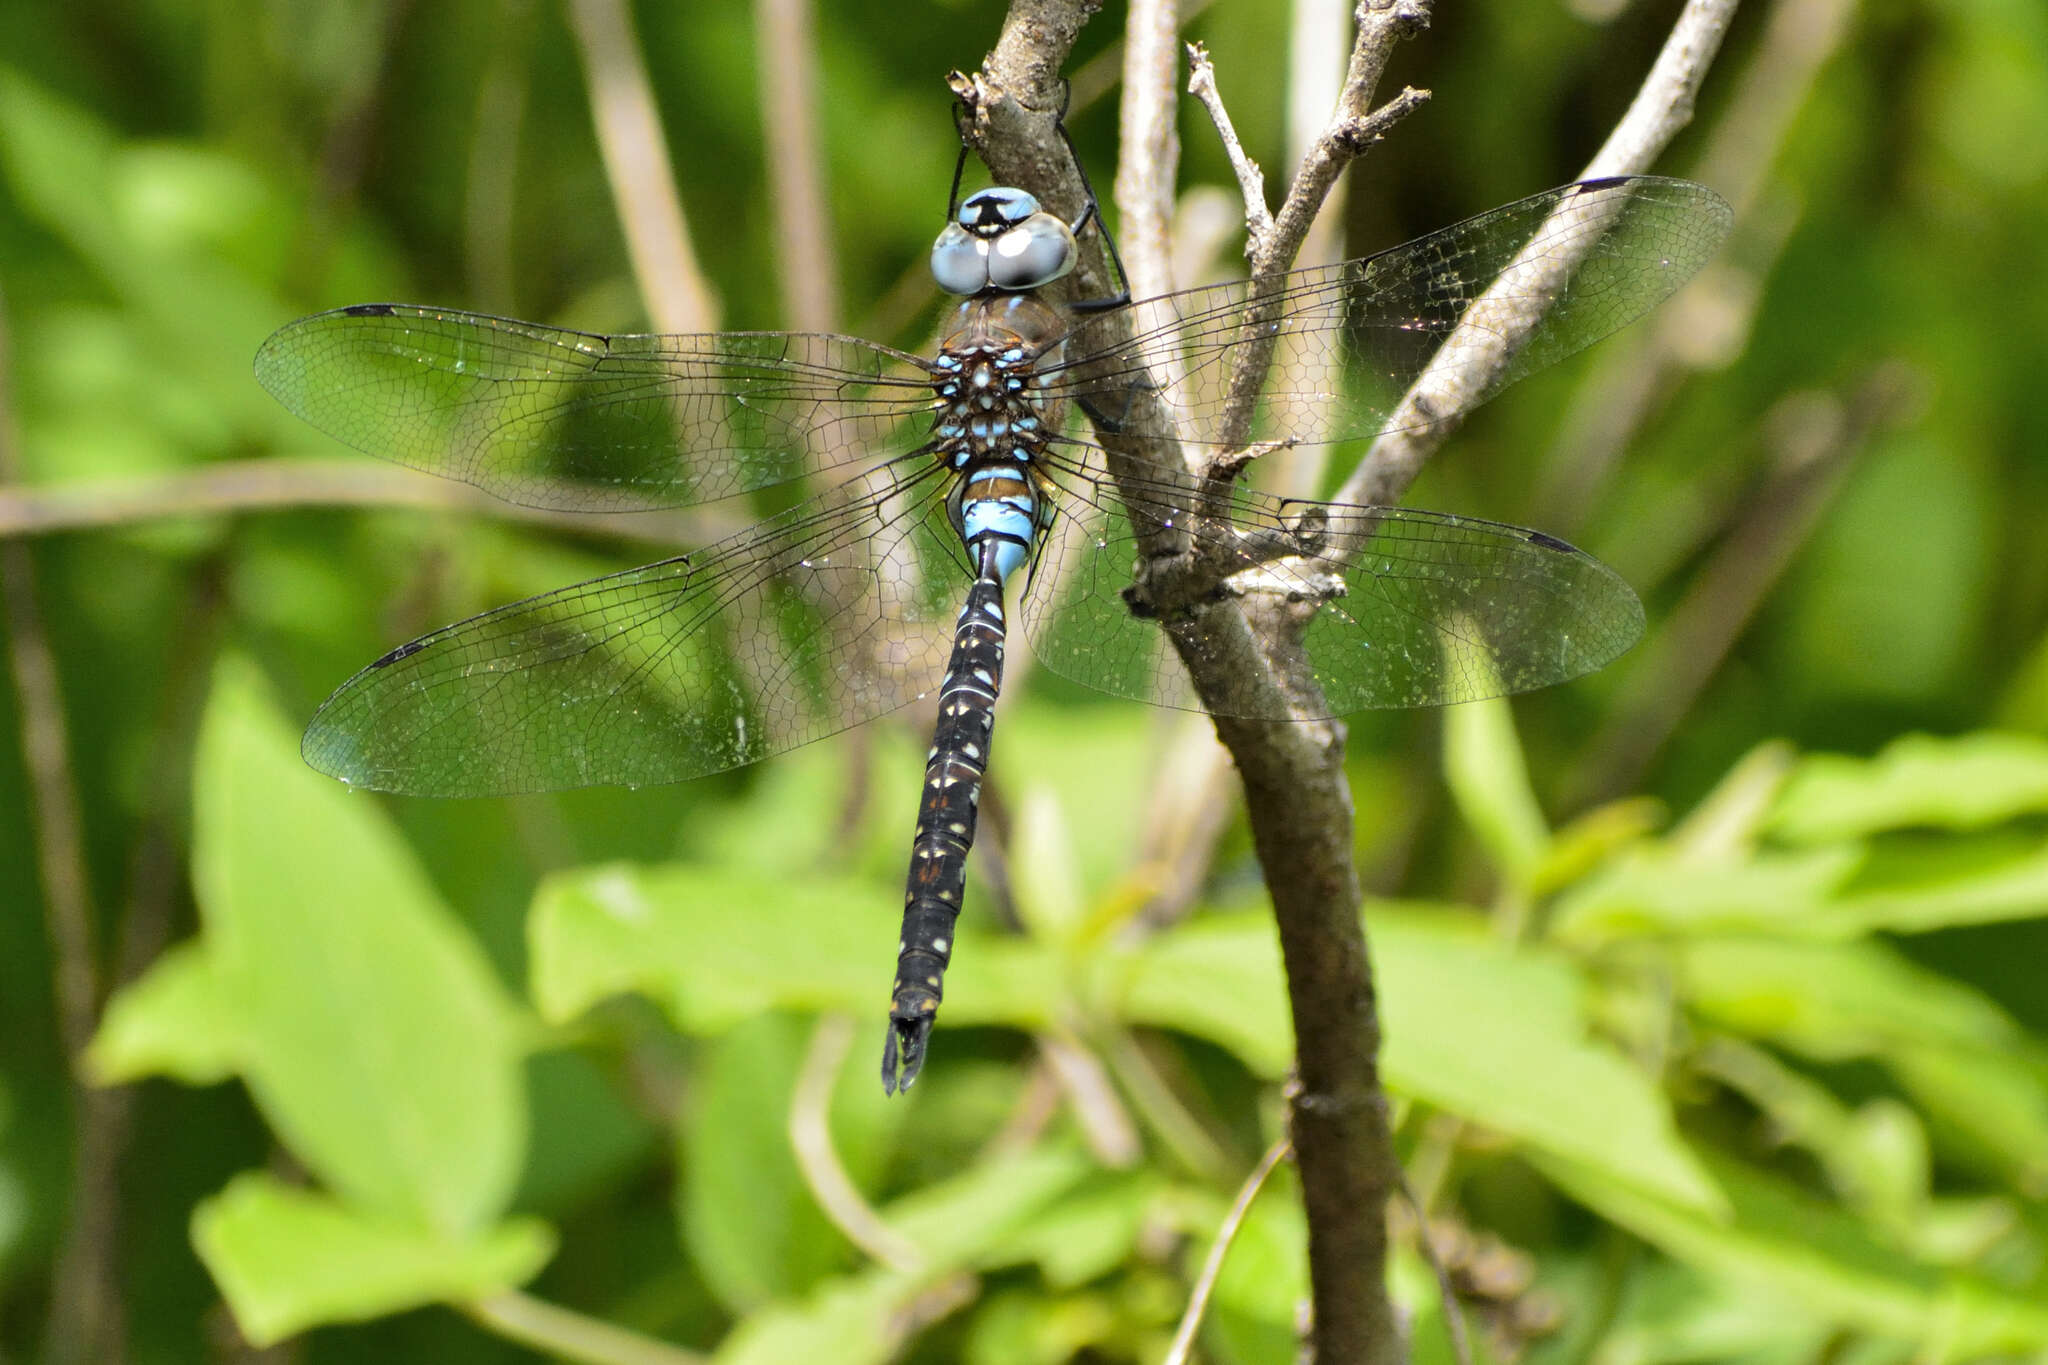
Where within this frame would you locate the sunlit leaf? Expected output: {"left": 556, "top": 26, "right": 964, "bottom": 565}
{"left": 1811, "top": 842, "right": 2048, "bottom": 935}
{"left": 1678, "top": 937, "right": 2026, "bottom": 1058}
{"left": 1889, "top": 1044, "right": 2048, "bottom": 1195}
{"left": 529, "top": 862, "right": 1067, "bottom": 1035}
{"left": 1000, "top": 1171, "right": 1166, "bottom": 1288}
{"left": 87, "top": 942, "right": 239, "bottom": 1086}
{"left": 1768, "top": 733, "right": 2048, "bottom": 843}
{"left": 711, "top": 1268, "right": 924, "bottom": 1365}
{"left": 963, "top": 1287, "right": 1125, "bottom": 1365}
{"left": 192, "top": 655, "right": 529, "bottom": 1234}
{"left": 1538, "top": 1151, "right": 2048, "bottom": 1353}
{"left": 1533, "top": 796, "right": 1663, "bottom": 898}
{"left": 1550, "top": 845, "right": 1862, "bottom": 942}
{"left": 1444, "top": 695, "right": 1550, "bottom": 889}
{"left": 191, "top": 1174, "right": 553, "bottom": 1347}
{"left": 1120, "top": 906, "right": 1723, "bottom": 1213}
{"left": 680, "top": 1014, "right": 847, "bottom": 1313}
{"left": 883, "top": 1146, "right": 1095, "bottom": 1270}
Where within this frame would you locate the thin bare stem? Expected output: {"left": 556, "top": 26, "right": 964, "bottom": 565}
{"left": 1038, "top": 1032, "right": 1143, "bottom": 1167}
{"left": 1163, "top": 1139, "right": 1293, "bottom": 1365}
{"left": 463, "top": 0, "right": 535, "bottom": 313}
{"left": 789, "top": 1014, "right": 925, "bottom": 1271}
{"left": 1259, "top": 0, "right": 1433, "bottom": 277}
{"left": 1582, "top": 0, "right": 1743, "bottom": 181}
{"left": 756, "top": 0, "right": 839, "bottom": 331}
{"left": 1336, "top": 0, "right": 1737, "bottom": 511}
{"left": 463, "top": 1291, "right": 708, "bottom": 1365}
{"left": 1185, "top": 45, "right": 1273, "bottom": 245}
{"left": 0, "top": 285, "right": 126, "bottom": 1365}
{"left": 566, "top": 0, "right": 719, "bottom": 334}
{"left": 1533, "top": 0, "right": 1855, "bottom": 532}
{"left": 1114, "top": 0, "right": 1183, "bottom": 302}
{"left": 1195, "top": 8, "right": 1430, "bottom": 465}
{"left": 1394, "top": 1161, "right": 1473, "bottom": 1365}
{"left": 0, "top": 459, "right": 720, "bottom": 546}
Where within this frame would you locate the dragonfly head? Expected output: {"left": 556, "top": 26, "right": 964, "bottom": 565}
{"left": 932, "top": 187, "right": 1077, "bottom": 296}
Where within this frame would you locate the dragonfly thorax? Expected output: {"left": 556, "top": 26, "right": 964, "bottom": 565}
{"left": 930, "top": 295, "right": 1068, "bottom": 464}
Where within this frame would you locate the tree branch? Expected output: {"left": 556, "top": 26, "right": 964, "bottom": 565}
{"left": 964, "top": 6, "right": 1412, "bottom": 1360}
{"left": 1336, "top": 0, "right": 1739, "bottom": 511}
{"left": 962, "top": 5, "right": 1735, "bottom": 1362}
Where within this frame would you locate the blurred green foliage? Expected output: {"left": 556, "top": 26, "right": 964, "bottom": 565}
{"left": 4, "top": 1, "right": 2048, "bottom": 1362}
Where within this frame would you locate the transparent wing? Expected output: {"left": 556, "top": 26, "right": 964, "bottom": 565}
{"left": 255, "top": 304, "right": 939, "bottom": 512}
{"left": 303, "top": 461, "right": 964, "bottom": 796}
{"left": 1053, "top": 176, "right": 1731, "bottom": 453}
{"left": 1022, "top": 456, "right": 1643, "bottom": 716}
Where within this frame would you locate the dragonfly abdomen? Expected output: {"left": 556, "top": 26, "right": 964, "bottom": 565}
{"left": 884, "top": 452, "right": 1045, "bottom": 1093}
{"left": 886, "top": 562, "right": 1008, "bottom": 1092}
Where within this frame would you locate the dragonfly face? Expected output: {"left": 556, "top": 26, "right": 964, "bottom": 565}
{"left": 931, "top": 186, "right": 1080, "bottom": 295}
{"left": 255, "top": 166, "right": 1731, "bottom": 1091}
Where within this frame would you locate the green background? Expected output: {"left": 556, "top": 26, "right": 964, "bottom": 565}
{"left": 3, "top": 1, "right": 2047, "bottom": 1361}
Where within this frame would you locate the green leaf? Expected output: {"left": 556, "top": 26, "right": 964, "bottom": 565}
{"left": 192, "top": 1173, "right": 554, "bottom": 1347}
{"left": 679, "top": 1014, "right": 847, "bottom": 1313}
{"left": 1550, "top": 845, "right": 1863, "bottom": 942}
{"left": 1680, "top": 937, "right": 2048, "bottom": 1189}
{"left": 1532, "top": 796, "right": 1663, "bottom": 899}
{"left": 711, "top": 1268, "right": 920, "bottom": 1365}
{"left": 191, "top": 655, "right": 529, "bottom": 1234}
{"left": 1889, "top": 1043, "right": 2048, "bottom": 1193}
{"left": 1678, "top": 937, "right": 2026, "bottom": 1058}
{"left": 1120, "top": 907, "right": 1723, "bottom": 1213}
{"left": 882, "top": 1146, "right": 1095, "bottom": 1270}
{"left": 1537, "top": 1151, "right": 2048, "bottom": 1353}
{"left": 1444, "top": 696, "right": 1550, "bottom": 889}
{"left": 1593, "top": 1260, "right": 1837, "bottom": 1365}
{"left": 963, "top": 1287, "right": 1123, "bottom": 1365}
{"left": 1811, "top": 842, "right": 2048, "bottom": 935}
{"left": 1694, "top": 1039, "right": 1928, "bottom": 1227}
{"left": 1000, "top": 1171, "right": 1165, "bottom": 1289}
{"left": 710, "top": 1147, "right": 1095, "bottom": 1365}
{"left": 1769, "top": 733, "right": 2048, "bottom": 843}
{"left": 531, "top": 864, "right": 892, "bottom": 1031}
{"left": 529, "top": 863, "right": 1067, "bottom": 1036}
{"left": 86, "top": 941, "right": 239, "bottom": 1085}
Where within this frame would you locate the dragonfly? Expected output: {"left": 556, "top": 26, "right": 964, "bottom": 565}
{"left": 256, "top": 153, "right": 1730, "bottom": 1093}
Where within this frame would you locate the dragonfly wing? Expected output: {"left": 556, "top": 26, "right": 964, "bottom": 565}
{"left": 1024, "top": 460, "right": 1643, "bottom": 717}
{"left": 1053, "top": 177, "right": 1730, "bottom": 457}
{"left": 303, "top": 461, "right": 963, "bottom": 796}
{"left": 256, "top": 305, "right": 939, "bottom": 511}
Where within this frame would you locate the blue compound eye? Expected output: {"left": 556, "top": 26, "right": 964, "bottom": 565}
{"left": 958, "top": 187, "right": 1040, "bottom": 232}
{"left": 930, "top": 222, "right": 989, "bottom": 295}
{"left": 986, "top": 213, "right": 1077, "bottom": 289}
